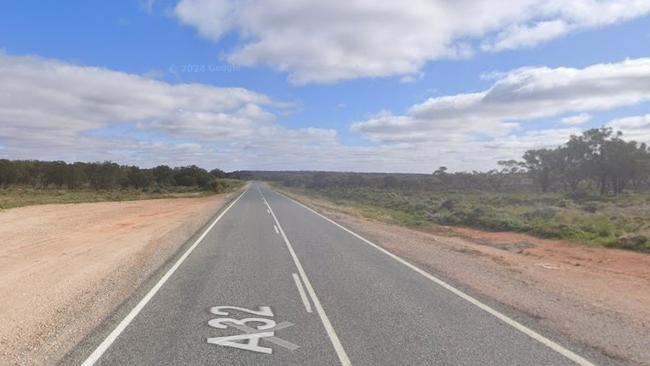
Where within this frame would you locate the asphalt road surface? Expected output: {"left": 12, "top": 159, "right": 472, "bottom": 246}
{"left": 72, "top": 182, "right": 602, "bottom": 366}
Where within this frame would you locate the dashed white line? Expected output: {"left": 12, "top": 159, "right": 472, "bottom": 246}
{"left": 80, "top": 189, "right": 249, "bottom": 366}
{"left": 274, "top": 224, "right": 280, "bottom": 235}
{"left": 291, "top": 273, "right": 313, "bottom": 313}
{"left": 274, "top": 189, "right": 596, "bottom": 366}
{"left": 259, "top": 189, "right": 351, "bottom": 366}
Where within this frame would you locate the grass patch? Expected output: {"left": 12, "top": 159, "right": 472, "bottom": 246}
{"left": 278, "top": 185, "right": 650, "bottom": 252}
{"left": 0, "top": 179, "right": 245, "bottom": 210}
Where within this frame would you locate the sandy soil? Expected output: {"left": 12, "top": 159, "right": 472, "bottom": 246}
{"left": 0, "top": 192, "right": 238, "bottom": 366}
{"left": 285, "top": 191, "right": 650, "bottom": 366}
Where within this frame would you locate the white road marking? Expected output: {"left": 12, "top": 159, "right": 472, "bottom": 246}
{"left": 275, "top": 190, "right": 597, "bottom": 366}
{"left": 80, "top": 189, "right": 249, "bottom": 366}
{"left": 209, "top": 320, "right": 299, "bottom": 353}
{"left": 207, "top": 305, "right": 299, "bottom": 353}
{"left": 274, "top": 224, "right": 280, "bottom": 235}
{"left": 292, "top": 273, "right": 313, "bottom": 313}
{"left": 259, "top": 189, "right": 351, "bottom": 366}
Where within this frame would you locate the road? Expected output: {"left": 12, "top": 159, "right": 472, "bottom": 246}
{"left": 73, "top": 182, "right": 599, "bottom": 366}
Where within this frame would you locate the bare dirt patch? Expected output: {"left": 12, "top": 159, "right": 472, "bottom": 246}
{"left": 285, "top": 191, "right": 650, "bottom": 366}
{"left": 0, "top": 192, "right": 239, "bottom": 365}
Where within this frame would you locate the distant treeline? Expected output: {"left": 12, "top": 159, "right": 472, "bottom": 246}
{"left": 233, "top": 128, "right": 650, "bottom": 195}
{"left": 0, "top": 160, "right": 230, "bottom": 191}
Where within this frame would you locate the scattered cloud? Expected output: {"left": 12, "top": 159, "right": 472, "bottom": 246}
{"left": 2, "top": 52, "right": 648, "bottom": 173}
{"left": 481, "top": 1, "right": 650, "bottom": 51}
{"left": 607, "top": 114, "right": 650, "bottom": 143}
{"left": 400, "top": 73, "right": 424, "bottom": 84}
{"left": 561, "top": 113, "right": 592, "bottom": 125}
{"left": 173, "top": 0, "right": 650, "bottom": 83}
{"left": 353, "top": 58, "right": 650, "bottom": 144}
{"left": 0, "top": 52, "right": 335, "bottom": 169}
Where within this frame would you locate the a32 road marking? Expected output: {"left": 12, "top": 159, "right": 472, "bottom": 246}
{"left": 207, "top": 305, "right": 298, "bottom": 354}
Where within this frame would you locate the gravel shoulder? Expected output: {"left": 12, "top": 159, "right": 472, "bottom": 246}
{"left": 0, "top": 191, "right": 241, "bottom": 366}
{"left": 280, "top": 189, "right": 650, "bottom": 366}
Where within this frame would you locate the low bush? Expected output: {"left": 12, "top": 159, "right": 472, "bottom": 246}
{"left": 296, "top": 186, "right": 650, "bottom": 251}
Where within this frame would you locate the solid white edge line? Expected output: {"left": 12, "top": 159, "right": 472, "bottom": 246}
{"left": 80, "top": 188, "right": 249, "bottom": 366}
{"left": 274, "top": 189, "right": 596, "bottom": 366}
{"left": 260, "top": 189, "right": 352, "bottom": 366}
{"left": 291, "top": 273, "right": 313, "bottom": 313}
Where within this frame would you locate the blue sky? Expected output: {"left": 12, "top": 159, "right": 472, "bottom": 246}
{"left": 1, "top": 0, "right": 650, "bottom": 172}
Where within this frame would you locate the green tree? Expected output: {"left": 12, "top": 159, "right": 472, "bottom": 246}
{"left": 65, "top": 163, "right": 88, "bottom": 189}
{"left": 522, "top": 149, "right": 557, "bottom": 192}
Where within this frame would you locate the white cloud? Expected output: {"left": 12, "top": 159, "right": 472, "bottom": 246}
{"left": 173, "top": 0, "right": 650, "bottom": 83}
{"left": 0, "top": 52, "right": 555, "bottom": 173}
{"left": 1, "top": 52, "right": 648, "bottom": 173}
{"left": 0, "top": 52, "right": 336, "bottom": 169}
{"left": 482, "top": 0, "right": 650, "bottom": 51}
{"left": 352, "top": 58, "right": 650, "bottom": 144}
{"left": 561, "top": 113, "right": 592, "bottom": 125}
{"left": 483, "top": 20, "right": 569, "bottom": 51}
{"left": 607, "top": 114, "right": 650, "bottom": 143}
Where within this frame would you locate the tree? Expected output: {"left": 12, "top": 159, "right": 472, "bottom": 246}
{"left": 174, "top": 165, "right": 213, "bottom": 188}
{"left": 65, "top": 163, "right": 88, "bottom": 189}
{"left": 520, "top": 127, "right": 650, "bottom": 195}
{"left": 522, "top": 149, "right": 557, "bottom": 192}
{"left": 126, "top": 167, "right": 154, "bottom": 189}
{"left": 210, "top": 168, "right": 226, "bottom": 178}
{"left": 382, "top": 175, "right": 399, "bottom": 189}
{"left": 152, "top": 165, "right": 174, "bottom": 186}
{"left": 433, "top": 166, "right": 448, "bottom": 176}
{"left": 0, "top": 159, "right": 17, "bottom": 188}
{"left": 88, "top": 162, "right": 123, "bottom": 190}
{"left": 43, "top": 161, "right": 67, "bottom": 187}
{"left": 557, "top": 137, "right": 590, "bottom": 192}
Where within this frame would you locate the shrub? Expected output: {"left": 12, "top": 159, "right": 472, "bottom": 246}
{"left": 210, "top": 179, "right": 229, "bottom": 193}
{"left": 523, "top": 207, "right": 557, "bottom": 220}
{"left": 617, "top": 235, "right": 649, "bottom": 250}
{"left": 580, "top": 202, "right": 599, "bottom": 213}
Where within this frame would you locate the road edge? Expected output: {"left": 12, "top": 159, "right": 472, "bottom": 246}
{"left": 269, "top": 185, "right": 603, "bottom": 366}
{"left": 58, "top": 184, "right": 250, "bottom": 366}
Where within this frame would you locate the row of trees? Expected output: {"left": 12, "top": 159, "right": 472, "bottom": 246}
{"left": 234, "top": 128, "right": 650, "bottom": 195}
{"left": 521, "top": 128, "right": 650, "bottom": 194}
{"left": 231, "top": 169, "right": 536, "bottom": 192}
{"left": 0, "top": 160, "right": 227, "bottom": 191}
{"left": 3, "top": 128, "right": 647, "bottom": 195}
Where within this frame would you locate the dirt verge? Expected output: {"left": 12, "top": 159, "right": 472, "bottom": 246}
{"left": 0, "top": 191, "right": 241, "bottom": 366}
{"left": 280, "top": 189, "right": 650, "bottom": 366}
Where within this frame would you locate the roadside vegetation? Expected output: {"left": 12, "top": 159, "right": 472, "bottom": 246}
{"left": 236, "top": 128, "right": 650, "bottom": 251}
{"left": 0, "top": 160, "right": 244, "bottom": 209}
{"left": 278, "top": 187, "right": 650, "bottom": 251}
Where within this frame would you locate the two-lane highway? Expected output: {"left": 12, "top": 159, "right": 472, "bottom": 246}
{"left": 74, "top": 182, "right": 600, "bottom": 365}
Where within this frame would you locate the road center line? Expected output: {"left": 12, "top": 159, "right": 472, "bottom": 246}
{"left": 259, "top": 189, "right": 352, "bottom": 366}
{"left": 292, "top": 273, "right": 313, "bottom": 313}
{"left": 80, "top": 188, "right": 249, "bottom": 366}
{"left": 273, "top": 189, "right": 596, "bottom": 366}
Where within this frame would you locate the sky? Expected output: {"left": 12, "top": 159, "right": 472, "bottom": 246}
{"left": 1, "top": 0, "right": 650, "bottom": 173}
